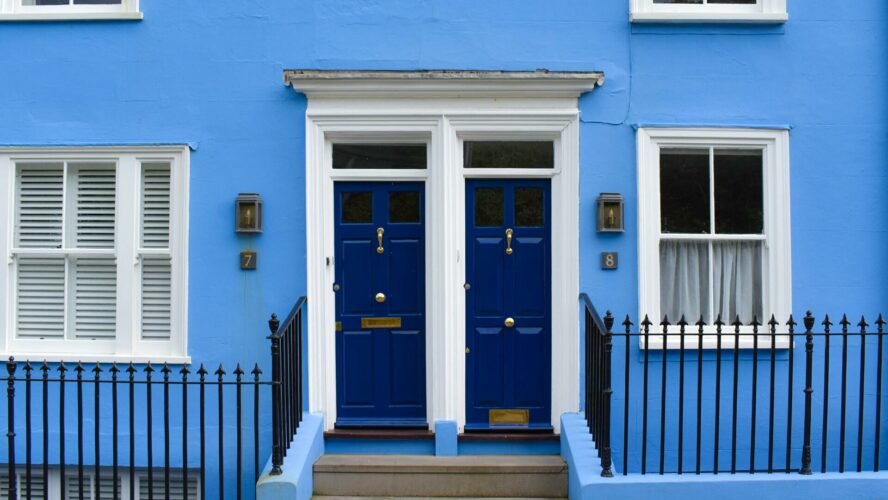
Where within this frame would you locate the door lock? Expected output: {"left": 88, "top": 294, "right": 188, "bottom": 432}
{"left": 375, "top": 292, "right": 386, "bottom": 303}
{"left": 504, "top": 317, "right": 515, "bottom": 328}
{"left": 332, "top": 283, "right": 341, "bottom": 292}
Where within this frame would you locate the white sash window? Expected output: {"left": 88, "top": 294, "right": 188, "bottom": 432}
{"left": 630, "top": 0, "right": 787, "bottom": 23}
{"left": 0, "top": 147, "right": 189, "bottom": 362}
{"left": 0, "top": 0, "right": 141, "bottom": 21}
{"left": 637, "top": 129, "right": 791, "bottom": 348}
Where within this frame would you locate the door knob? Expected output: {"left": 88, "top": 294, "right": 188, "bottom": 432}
{"left": 376, "top": 227, "right": 385, "bottom": 254}
{"left": 504, "top": 317, "right": 515, "bottom": 328}
{"left": 375, "top": 292, "right": 386, "bottom": 303}
{"left": 505, "top": 228, "right": 513, "bottom": 255}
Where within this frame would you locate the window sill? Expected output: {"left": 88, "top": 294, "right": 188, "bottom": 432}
{"left": 0, "top": 12, "right": 142, "bottom": 22}
{"left": 1, "top": 353, "right": 191, "bottom": 365}
{"left": 630, "top": 12, "right": 788, "bottom": 24}
{"left": 638, "top": 335, "right": 793, "bottom": 350}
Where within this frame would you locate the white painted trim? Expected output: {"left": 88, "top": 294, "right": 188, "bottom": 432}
{"left": 0, "top": 0, "right": 140, "bottom": 20}
{"left": 636, "top": 128, "right": 792, "bottom": 350}
{"left": 287, "top": 70, "right": 603, "bottom": 99}
{"left": 630, "top": 0, "right": 787, "bottom": 23}
{"left": 0, "top": 146, "right": 189, "bottom": 361}
{"left": 302, "top": 95, "right": 587, "bottom": 434}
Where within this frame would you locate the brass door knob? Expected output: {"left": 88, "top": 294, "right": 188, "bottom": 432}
{"left": 375, "top": 292, "right": 386, "bottom": 303}
{"left": 504, "top": 317, "right": 515, "bottom": 328}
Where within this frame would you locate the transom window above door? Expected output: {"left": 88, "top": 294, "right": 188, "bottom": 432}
{"left": 463, "top": 141, "right": 554, "bottom": 169}
{"left": 637, "top": 128, "right": 791, "bottom": 345}
{"left": 332, "top": 144, "right": 427, "bottom": 170}
{"left": 630, "top": 0, "right": 787, "bottom": 23}
{"left": 1, "top": 0, "right": 141, "bottom": 20}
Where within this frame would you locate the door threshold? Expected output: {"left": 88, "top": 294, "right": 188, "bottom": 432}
{"left": 326, "top": 428, "right": 434, "bottom": 440}
{"left": 459, "top": 431, "right": 557, "bottom": 442}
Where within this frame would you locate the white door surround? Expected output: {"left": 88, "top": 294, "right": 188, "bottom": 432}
{"left": 287, "top": 70, "right": 603, "bottom": 433}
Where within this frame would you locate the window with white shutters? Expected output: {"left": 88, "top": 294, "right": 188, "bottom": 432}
{"left": 1, "top": 148, "right": 189, "bottom": 361}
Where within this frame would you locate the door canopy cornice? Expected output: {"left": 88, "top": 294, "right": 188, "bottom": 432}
{"left": 284, "top": 69, "right": 605, "bottom": 99}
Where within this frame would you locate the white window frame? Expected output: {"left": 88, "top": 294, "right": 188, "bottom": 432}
{"left": 637, "top": 128, "right": 791, "bottom": 349}
{"left": 0, "top": 146, "right": 189, "bottom": 363}
{"left": 630, "top": 0, "right": 787, "bottom": 23}
{"left": 0, "top": 0, "right": 141, "bottom": 21}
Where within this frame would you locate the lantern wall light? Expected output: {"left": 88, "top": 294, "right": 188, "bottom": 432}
{"left": 235, "top": 193, "right": 263, "bottom": 234}
{"left": 596, "top": 193, "right": 624, "bottom": 233}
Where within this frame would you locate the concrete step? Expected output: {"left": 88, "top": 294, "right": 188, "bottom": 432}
{"left": 312, "top": 454, "right": 568, "bottom": 498}
{"left": 313, "top": 497, "right": 567, "bottom": 499}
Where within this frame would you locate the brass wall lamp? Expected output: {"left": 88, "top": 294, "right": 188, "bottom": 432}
{"left": 596, "top": 193, "right": 624, "bottom": 233}
{"left": 235, "top": 193, "right": 263, "bottom": 233}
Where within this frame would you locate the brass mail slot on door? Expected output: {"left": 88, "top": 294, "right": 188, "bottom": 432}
{"left": 360, "top": 317, "right": 402, "bottom": 329}
{"left": 489, "top": 409, "right": 529, "bottom": 426}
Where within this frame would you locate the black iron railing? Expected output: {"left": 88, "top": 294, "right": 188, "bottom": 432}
{"left": 581, "top": 293, "right": 886, "bottom": 477}
{"left": 267, "top": 296, "right": 306, "bottom": 476}
{"left": 1, "top": 296, "right": 306, "bottom": 499}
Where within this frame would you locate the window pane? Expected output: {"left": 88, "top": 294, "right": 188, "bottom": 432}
{"left": 16, "top": 257, "right": 66, "bottom": 339}
{"left": 714, "top": 149, "right": 763, "bottom": 234}
{"left": 660, "top": 149, "right": 710, "bottom": 234}
{"left": 660, "top": 241, "right": 709, "bottom": 323}
{"left": 707, "top": 0, "right": 757, "bottom": 4}
{"left": 712, "top": 241, "right": 763, "bottom": 324}
{"left": 389, "top": 191, "right": 420, "bottom": 223}
{"left": 15, "top": 163, "right": 64, "bottom": 249}
{"left": 74, "top": 258, "right": 117, "bottom": 339}
{"left": 25, "top": 0, "right": 124, "bottom": 4}
{"left": 653, "top": 0, "right": 704, "bottom": 3}
{"left": 474, "top": 188, "right": 504, "bottom": 227}
{"left": 141, "top": 163, "right": 171, "bottom": 249}
{"left": 341, "top": 192, "right": 372, "bottom": 224}
{"left": 142, "top": 257, "right": 172, "bottom": 340}
{"left": 515, "top": 187, "right": 544, "bottom": 227}
{"left": 464, "top": 141, "right": 554, "bottom": 169}
{"left": 74, "top": 163, "right": 116, "bottom": 249}
{"left": 74, "top": 0, "right": 123, "bottom": 3}
{"left": 332, "top": 144, "right": 427, "bottom": 169}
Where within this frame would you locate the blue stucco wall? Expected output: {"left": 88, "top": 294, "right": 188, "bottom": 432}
{"left": 1, "top": 0, "right": 886, "bottom": 497}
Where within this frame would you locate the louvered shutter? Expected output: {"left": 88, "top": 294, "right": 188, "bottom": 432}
{"left": 140, "top": 162, "right": 173, "bottom": 341}
{"left": 16, "top": 257, "right": 65, "bottom": 339}
{"left": 74, "top": 165, "right": 116, "bottom": 248}
{"left": 138, "top": 473, "right": 198, "bottom": 500}
{"left": 74, "top": 258, "right": 117, "bottom": 339}
{"left": 15, "top": 163, "right": 64, "bottom": 249}
{"left": 141, "top": 163, "right": 171, "bottom": 249}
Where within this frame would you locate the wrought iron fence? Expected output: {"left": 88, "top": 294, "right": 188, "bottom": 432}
{"left": 1, "top": 297, "right": 306, "bottom": 500}
{"left": 581, "top": 293, "right": 886, "bottom": 477}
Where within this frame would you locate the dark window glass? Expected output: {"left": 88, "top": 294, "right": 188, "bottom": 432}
{"left": 30, "top": 0, "right": 124, "bottom": 4}
{"left": 714, "top": 149, "right": 763, "bottom": 234}
{"left": 341, "top": 192, "right": 372, "bottom": 224}
{"left": 464, "top": 141, "right": 554, "bottom": 169}
{"left": 389, "top": 191, "right": 421, "bottom": 224}
{"left": 332, "top": 144, "right": 427, "bottom": 169}
{"left": 474, "top": 188, "right": 504, "bottom": 227}
{"left": 515, "top": 188, "right": 544, "bottom": 227}
{"left": 660, "top": 149, "right": 710, "bottom": 234}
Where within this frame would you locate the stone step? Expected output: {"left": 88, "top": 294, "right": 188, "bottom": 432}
{"left": 313, "top": 497, "right": 567, "bottom": 499}
{"left": 312, "top": 454, "right": 568, "bottom": 498}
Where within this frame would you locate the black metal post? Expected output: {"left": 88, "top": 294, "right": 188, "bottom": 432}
{"left": 268, "top": 313, "right": 283, "bottom": 475}
{"left": 801, "top": 311, "right": 815, "bottom": 475}
{"left": 600, "top": 312, "right": 614, "bottom": 477}
{"left": 7, "top": 358, "right": 17, "bottom": 500}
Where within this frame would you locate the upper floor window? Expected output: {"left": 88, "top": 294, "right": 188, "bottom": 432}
{"left": 0, "top": 0, "right": 141, "bottom": 21}
{"left": 630, "top": 0, "right": 787, "bottom": 23}
{"left": 637, "top": 129, "right": 791, "bottom": 348}
{"left": 0, "top": 147, "right": 189, "bottom": 362}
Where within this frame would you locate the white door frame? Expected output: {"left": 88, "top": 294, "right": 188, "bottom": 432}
{"left": 296, "top": 73, "right": 601, "bottom": 433}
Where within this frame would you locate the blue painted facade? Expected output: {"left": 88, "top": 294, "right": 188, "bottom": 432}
{"left": 1, "top": 1, "right": 886, "bottom": 498}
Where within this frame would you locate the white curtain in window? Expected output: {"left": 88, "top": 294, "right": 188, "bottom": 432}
{"left": 660, "top": 240, "right": 763, "bottom": 325}
{"left": 659, "top": 241, "right": 709, "bottom": 324}
{"left": 712, "top": 241, "right": 763, "bottom": 325}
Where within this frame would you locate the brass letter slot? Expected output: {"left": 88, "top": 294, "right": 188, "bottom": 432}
{"left": 489, "top": 409, "right": 529, "bottom": 426}
{"left": 361, "top": 317, "right": 402, "bottom": 329}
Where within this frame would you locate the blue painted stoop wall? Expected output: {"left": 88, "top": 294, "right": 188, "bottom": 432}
{"left": 256, "top": 412, "right": 324, "bottom": 500}
{"left": 560, "top": 413, "right": 888, "bottom": 500}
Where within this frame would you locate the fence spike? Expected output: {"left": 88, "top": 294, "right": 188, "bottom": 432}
{"left": 197, "top": 364, "right": 208, "bottom": 380}
{"left": 696, "top": 315, "right": 706, "bottom": 329}
{"left": 251, "top": 363, "right": 262, "bottom": 377}
{"left": 858, "top": 316, "right": 868, "bottom": 330}
{"left": 787, "top": 314, "right": 798, "bottom": 329}
{"left": 751, "top": 315, "right": 761, "bottom": 328}
{"left": 161, "top": 362, "right": 172, "bottom": 376}
{"left": 74, "top": 362, "right": 85, "bottom": 375}
{"left": 215, "top": 364, "right": 226, "bottom": 378}
{"left": 23, "top": 361, "right": 32, "bottom": 374}
{"left": 732, "top": 315, "right": 743, "bottom": 329}
{"left": 109, "top": 363, "right": 120, "bottom": 374}
{"left": 144, "top": 362, "right": 154, "bottom": 374}
{"left": 714, "top": 313, "right": 724, "bottom": 328}
{"left": 678, "top": 314, "right": 688, "bottom": 328}
{"left": 769, "top": 314, "right": 779, "bottom": 329}
{"left": 660, "top": 315, "right": 671, "bottom": 328}
{"left": 234, "top": 364, "right": 244, "bottom": 378}
{"left": 622, "top": 315, "right": 633, "bottom": 329}
{"left": 876, "top": 314, "right": 886, "bottom": 328}
{"left": 641, "top": 315, "right": 652, "bottom": 330}
{"left": 126, "top": 362, "right": 136, "bottom": 375}
{"left": 180, "top": 364, "right": 191, "bottom": 376}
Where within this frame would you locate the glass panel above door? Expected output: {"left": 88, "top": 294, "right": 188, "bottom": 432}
{"left": 332, "top": 144, "right": 427, "bottom": 169}
{"left": 463, "top": 141, "right": 554, "bottom": 169}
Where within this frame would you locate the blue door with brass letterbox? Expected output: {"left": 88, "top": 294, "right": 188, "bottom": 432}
{"left": 334, "top": 182, "right": 427, "bottom": 427}
{"left": 465, "top": 179, "right": 552, "bottom": 430}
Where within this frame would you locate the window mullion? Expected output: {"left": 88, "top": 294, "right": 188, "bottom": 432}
{"left": 708, "top": 148, "right": 716, "bottom": 325}
{"left": 116, "top": 155, "right": 137, "bottom": 357}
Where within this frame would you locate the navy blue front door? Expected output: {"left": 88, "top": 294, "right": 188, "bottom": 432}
{"left": 465, "top": 179, "right": 552, "bottom": 430}
{"left": 334, "top": 182, "right": 426, "bottom": 427}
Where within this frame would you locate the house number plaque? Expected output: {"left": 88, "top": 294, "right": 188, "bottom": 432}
{"left": 601, "top": 252, "right": 618, "bottom": 270}
{"left": 240, "top": 250, "right": 257, "bottom": 270}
